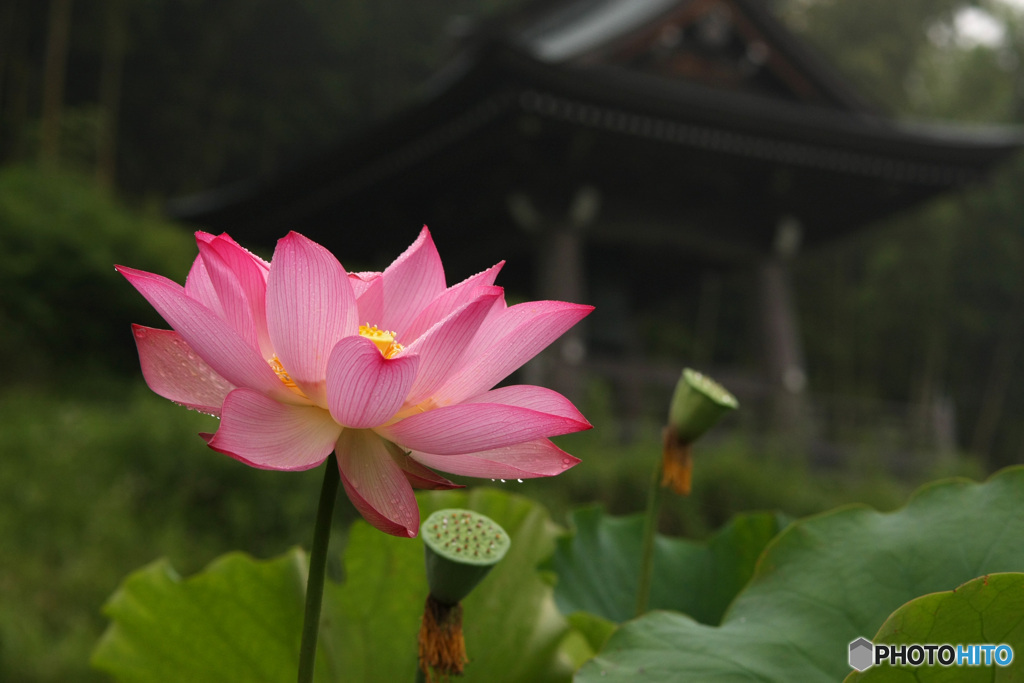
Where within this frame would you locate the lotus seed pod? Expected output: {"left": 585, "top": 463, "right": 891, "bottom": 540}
{"left": 422, "top": 509, "right": 510, "bottom": 606}
{"left": 667, "top": 368, "right": 738, "bottom": 444}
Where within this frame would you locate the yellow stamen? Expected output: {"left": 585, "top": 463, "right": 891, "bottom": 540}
{"left": 270, "top": 356, "right": 308, "bottom": 398}
{"left": 387, "top": 397, "right": 441, "bottom": 425}
{"left": 418, "top": 596, "right": 467, "bottom": 682}
{"left": 359, "top": 324, "right": 404, "bottom": 359}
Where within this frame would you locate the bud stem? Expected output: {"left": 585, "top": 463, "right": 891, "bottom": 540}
{"left": 635, "top": 457, "right": 665, "bottom": 617}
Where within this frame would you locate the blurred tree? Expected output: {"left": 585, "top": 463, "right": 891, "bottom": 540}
{"left": 0, "top": 165, "right": 196, "bottom": 381}
{"left": 781, "top": 0, "right": 1024, "bottom": 466}
{"left": 95, "top": 0, "right": 127, "bottom": 187}
{"left": 0, "top": 0, "right": 524, "bottom": 195}
{"left": 39, "top": 0, "right": 73, "bottom": 166}
{"left": 775, "top": 0, "right": 975, "bottom": 114}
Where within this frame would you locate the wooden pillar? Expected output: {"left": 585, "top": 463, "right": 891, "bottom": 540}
{"left": 538, "top": 222, "right": 587, "bottom": 401}
{"left": 756, "top": 216, "right": 807, "bottom": 440}
{"left": 508, "top": 186, "right": 599, "bottom": 403}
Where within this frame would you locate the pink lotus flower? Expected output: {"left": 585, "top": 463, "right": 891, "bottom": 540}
{"left": 117, "top": 228, "right": 592, "bottom": 537}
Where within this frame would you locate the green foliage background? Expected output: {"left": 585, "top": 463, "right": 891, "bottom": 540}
{"left": 0, "top": 166, "right": 197, "bottom": 379}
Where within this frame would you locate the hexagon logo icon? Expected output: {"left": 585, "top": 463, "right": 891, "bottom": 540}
{"left": 849, "top": 637, "right": 874, "bottom": 671}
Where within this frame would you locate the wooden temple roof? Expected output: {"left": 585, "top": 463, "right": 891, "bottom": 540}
{"left": 170, "top": 0, "right": 1023, "bottom": 274}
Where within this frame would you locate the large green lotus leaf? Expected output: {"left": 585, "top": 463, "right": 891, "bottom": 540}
{"left": 846, "top": 573, "right": 1024, "bottom": 682}
{"left": 567, "top": 612, "right": 617, "bottom": 654}
{"left": 91, "top": 549, "right": 327, "bottom": 682}
{"left": 93, "top": 487, "right": 573, "bottom": 683}
{"left": 547, "top": 506, "right": 785, "bottom": 625}
{"left": 577, "top": 466, "right": 1024, "bottom": 682}
{"left": 317, "top": 518, "right": 424, "bottom": 682}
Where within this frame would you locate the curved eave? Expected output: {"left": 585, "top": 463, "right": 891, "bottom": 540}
{"left": 506, "top": 0, "right": 881, "bottom": 113}
{"left": 496, "top": 45, "right": 1023, "bottom": 184}
{"left": 169, "top": 42, "right": 1024, "bottom": 245}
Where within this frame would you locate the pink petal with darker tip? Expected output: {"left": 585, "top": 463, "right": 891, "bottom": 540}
{"left": 358, "top": 227, "right": 447, "bottom": 339}
{"left": 206, "top": 388, "right": 341, "bottom": 470}
{"left": 348, "top": 271, "right": 381, "bottom": 300}
{"left": 401, "top": 287, "right": 502, "bottom": 406}
{"left": 200, "top": 234, "right": 273, "bottom": 358}
{"left": 203, "top": 231, "right": 270, "bottom": 271}
{"left": 325, "top": 336, "right": 419, "bottom": 429}
{"left": 183, "top": 248, "right": 222, "bottom": 316}
{"left": 266, "top": 232, "right": 358, "bottom": 406}
{"left": 432, "top": 300, "right": 594, "bottom": 406}
{"left": 462, "top": 385, "right": 589, "bottom": 424}
{"left": 117, "top": 265, "right": 300, "bottom": 404}
{"left": 196, "top": 240, "right": 259, "bottom": 351}
{"left": 388, "top": 447, "right": 462, "bottom": 490}
{"left": 336, "top": 429, "right": 420, "bottom": 538}
{"left": 401, "top": 261, "right": 504, "bottom": 343}
{"left": 409, "top": 439, "right": 580, "bottom": 479}
{"left": 377, "top": 401, "right": 591, "bottom": 456}
{"left": 133, "top": 325, "right": 234, "bottom": 415}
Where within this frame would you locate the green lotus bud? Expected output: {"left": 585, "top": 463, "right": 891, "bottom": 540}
{"left": 422, "top": 509, "right": 510, "bottom": 606}
{"left": 662, "top": 369, "right": 738, "bottom": 494}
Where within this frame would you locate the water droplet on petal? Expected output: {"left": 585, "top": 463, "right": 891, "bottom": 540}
{"left": 500, "top": 479, "right": 505, "bottom": 483}
{"left": 517, "top": 478, "right": 523, "bottom": 483}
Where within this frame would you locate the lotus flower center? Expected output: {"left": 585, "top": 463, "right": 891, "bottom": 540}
{"left": 360, "top": 324, "right": 403, "bottom": 359}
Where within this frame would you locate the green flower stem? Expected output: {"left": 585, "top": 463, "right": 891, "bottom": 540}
{"left": 298, "top": 453, "right": 340, "bottom": 683}
{"left": 634, "top": 458, "right": 665, "bottom": 617}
